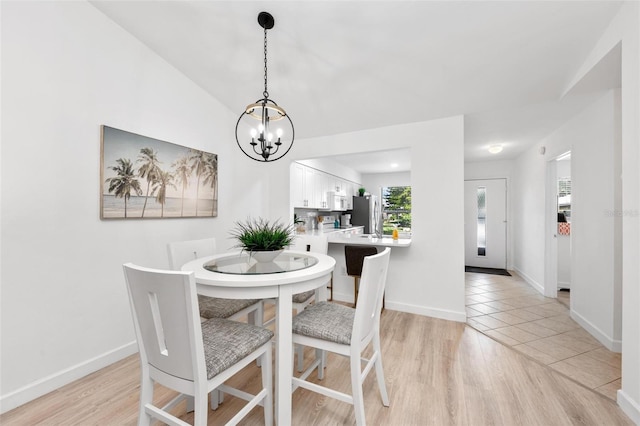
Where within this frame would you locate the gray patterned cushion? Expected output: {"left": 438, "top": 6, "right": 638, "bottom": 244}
{"left": 201, "top": 318, "right": 274, "bottom": 379}
{"left": 198, "top": 295, "right": 261, "bottom": 319}
{"left": 292, "top": 290, "right": 315, "bottom": 304}
{"left": 292, "top": 301, "right": 354, "bottom": 345}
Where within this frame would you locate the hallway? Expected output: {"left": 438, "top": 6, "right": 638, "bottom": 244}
{"left": 465, "top": 271, "right": 621, "bottom": 400}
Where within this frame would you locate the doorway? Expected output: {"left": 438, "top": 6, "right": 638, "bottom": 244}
{"left": 464, "top": 178, "right": 507, "bottom": 269}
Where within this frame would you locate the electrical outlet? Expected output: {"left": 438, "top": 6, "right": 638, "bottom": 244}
{"left": 341, "top": 266, "right": 346, "bottom": 275}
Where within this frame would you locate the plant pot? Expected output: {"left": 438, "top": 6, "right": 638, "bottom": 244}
{"left": 251, "top": 249, "right": 284, "bottom": 263}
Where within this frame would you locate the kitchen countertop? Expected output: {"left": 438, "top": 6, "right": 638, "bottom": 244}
{"left": 296, "top": 226, "right": 364, "bottom": 236}
{"left": 327, "top": 233, "right": 411, "bottom": 247}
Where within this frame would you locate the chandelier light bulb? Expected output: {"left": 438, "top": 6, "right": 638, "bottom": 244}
{"left": 277, "top": 128, "right": 283, "bottom": 138}
{"left": 250, "top": 128, "right": 257, "bottom": 138}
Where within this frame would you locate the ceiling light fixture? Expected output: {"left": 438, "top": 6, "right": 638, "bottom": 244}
{"left": 488, "top": 144, "right": 503, "bottom": 154}
{"left": 235, "top": 12, "right": 294, "bottom": 162}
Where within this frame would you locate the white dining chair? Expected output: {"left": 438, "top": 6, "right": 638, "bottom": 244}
{"left": 123, "top": 263, "right": 274, "bottom": 426}
{"left": 168, "top": 238, "right": 266, "bottom": 408}
{"left": 288, "top": 234, "right": 330, "bottom": 310}
{"left": 167, "top": 238, "right": 264, "bottom": 328}
{"left": 263, "top": 234, "right": 329, "bottom": 371}
{"left": 291, "top": 247, "right": 391, "bottom": 426}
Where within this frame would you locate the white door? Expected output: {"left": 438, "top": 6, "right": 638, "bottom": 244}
{"left": 464, "top": 179, "right": 507, "bottom": 269}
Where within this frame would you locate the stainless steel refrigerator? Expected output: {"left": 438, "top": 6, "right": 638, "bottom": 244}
{"left": 351, "top": 195, "right": 381, "bottom": 235}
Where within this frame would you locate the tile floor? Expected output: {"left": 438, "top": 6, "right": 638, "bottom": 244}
{"left": 465, "top": 271, "right": 621, "bottom": 400}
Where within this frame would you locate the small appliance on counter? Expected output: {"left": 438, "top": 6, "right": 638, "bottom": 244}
{"left": 341, "top": 214, "right": 351, "bottom": 227}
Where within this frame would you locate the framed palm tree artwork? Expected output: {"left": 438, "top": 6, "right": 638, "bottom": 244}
{"left": 100, "top": 125, "right": 218, "bottom": 219}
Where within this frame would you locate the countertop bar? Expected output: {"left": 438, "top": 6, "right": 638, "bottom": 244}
{"left": 327, "top": 233, "right": 412, "bottom": 247}
{"left": 297, "top": 226, "right": 365, "bottom": 236}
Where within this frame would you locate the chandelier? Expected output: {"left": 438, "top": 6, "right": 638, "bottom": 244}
{"left": 235, "top": 12, "right": 295, "bottom": 162}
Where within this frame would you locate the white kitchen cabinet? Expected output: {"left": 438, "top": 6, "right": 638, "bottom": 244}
{"left": 291, "top": 162, "right": 361, "bottom": 210}
{"left": 291, "top": 163, "right": 305, "bottom": 207}
{"left": 291, "top": 163, "right": 316, "bottom": 208}
{"left": 332, "top": 178, "right": 344, "bottom": 193}
{"left": 345, "top": 182, "right": 361, "bottom": 210}
{"left": 314, "top": 170, "right": 330, "bottom": 209}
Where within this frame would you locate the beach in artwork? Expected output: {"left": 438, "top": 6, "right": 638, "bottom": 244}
{"left": 102, "top": 195, "right": 216, "bottom": 218}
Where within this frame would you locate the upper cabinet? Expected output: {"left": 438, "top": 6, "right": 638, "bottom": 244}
{"left": 315, "top": 171, "right": 330, "bottom": 209}
{"left": 344, "top": 181, "right": 355, "bottom": 210}
{"left": 291, "top": 163, "right": 360, "bottom": 210}
{"left": 291, "top": 162, "right": 316, "bottom": 208}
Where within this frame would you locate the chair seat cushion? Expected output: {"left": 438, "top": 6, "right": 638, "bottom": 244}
{"left": 292, "top": 301, "right": 354, "bottom": 345}
{"left": 292, "top": 290, "right": 315, "bottom": 304}
{"left": 201, "top": 318, "right": 274, "bottom": 379}
{"left": 198, "top": 295, "right": 261, "bottom": 319}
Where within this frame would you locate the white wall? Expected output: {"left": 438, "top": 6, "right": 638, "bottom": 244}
{"left": 465, "top": 160, "right": 514, "bottom": 180}
{"left": 618, "top": 2, "right": 640, "bottom": 421}
{"left": 557, "top": 91, "right": 620, "bottom": 349}
{"left": 511, "top": 145, "right": 548, "bottom": 291}
{"left": 0, "top": 2, "right": 272, "bottom": 412}
{"left": 555, "top": 2, "right": 639, "bottom": 419}
{"left": 297, "top": 158, "right": 362, "bottom": 185}
{"left": 361, "top": 171, "right": 411, "bottom": 195}
{"left": 512, "top": 90, "right": 621, "bottom": 346}
{"left": 285, "top": 119, "right": 466, "bottom": 321}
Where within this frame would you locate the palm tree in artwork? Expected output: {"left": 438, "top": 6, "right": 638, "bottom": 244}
{"left": 137, "top": 147, "right": 161, "bottom": 218}
{"left": 202, "top": 153, "right": 218, "bottom": 216}
{"left": 152, "top": 169, "right": 176, "bottom": 218}
{"left": 171, "top": 155, "right": 192, "bottom": 216}
{"left": 189, "top": 149, "right": 208, "bottom": 216}
{"left": 105, "top": 158, "right": 142, "bottom": 218}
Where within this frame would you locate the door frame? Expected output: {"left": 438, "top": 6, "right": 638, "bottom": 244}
{"left": 464, "top": 178, "right": 508, "bottom": 269}
{"left": 544, "top": 151, "right": 572, "bottom": 298}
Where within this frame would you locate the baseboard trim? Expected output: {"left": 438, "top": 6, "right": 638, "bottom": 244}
{"left": 0, "top": 341, "right": 137, "bottom": 414}
{"left": 333, "top": 292, "right": 466, "bottom": 322}
{"left": 384, "top": 301, "right": 467, "bottom": 323}
{"left": 570, "top": 310, "right": 622, "bottom": 352}
{"left": 512, "top": 267, "right": 544, "bottom": 294}
{"left": 617, "top": 389, "right": 640, "bottom": 425}
{"left": 332, "top": 291, "right": 355, "bottom": 305}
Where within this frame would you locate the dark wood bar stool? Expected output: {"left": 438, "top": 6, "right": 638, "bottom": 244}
{"left": 345, "top": 245, "right": 378, "bottom": 307}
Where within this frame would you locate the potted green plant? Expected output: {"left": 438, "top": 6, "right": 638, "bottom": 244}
{"left": 230, "top": 217, "right": 295, "bottom": 262}
{"left": 358, "top": 187, "right": 366, "bottom": 197}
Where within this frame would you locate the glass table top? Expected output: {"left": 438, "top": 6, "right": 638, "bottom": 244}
{"left": 203, "top": 252, "right": 319, "bottom": 275}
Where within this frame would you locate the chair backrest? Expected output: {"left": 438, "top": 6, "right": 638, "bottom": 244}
{"left": 344, "top": 245, "right": 378, "bottom": 277}
{"left": 167, "top": 238, "right": 216, "bottom": 270}
{"left": 289, "top": 234, "right": 329, "bottom": 254}
{"left": 123, "top": 263, "right": 205, "bottom": 383}
{"left": 352, "top": 248, "right": 391, "bottom": 348}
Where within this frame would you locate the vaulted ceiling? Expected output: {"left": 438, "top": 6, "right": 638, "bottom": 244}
{"left": 90, "top": 1, "right": 622, "bottom": 168}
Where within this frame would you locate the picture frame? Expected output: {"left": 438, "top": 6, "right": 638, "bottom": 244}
{"left": 100, "top": 125, "right": 218, "bottom": 219}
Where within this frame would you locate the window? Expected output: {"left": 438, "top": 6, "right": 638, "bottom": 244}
{"left": 381, "top": 186, "right": 411, "bottom": 235}
{"left": 558, "top": 177, "right": 571, "bottom": 221}
{"left": 477, "top": 187, "right": 486, "bottom": 256}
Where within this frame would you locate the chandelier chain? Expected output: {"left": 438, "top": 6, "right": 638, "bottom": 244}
{"left": 236, "top": 12, "right": 294, "bottom": 162}
{"left": 263, "top": 27, "right": 269, "bottom": 99}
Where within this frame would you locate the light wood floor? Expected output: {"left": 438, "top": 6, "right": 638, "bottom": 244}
{"left": 465, "top": 271, "right": 621, "bottom": 400}
{"left": 2, "top": 305, "right": 632, "bottom": 425}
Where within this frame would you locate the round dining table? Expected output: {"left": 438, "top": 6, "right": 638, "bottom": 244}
{"left": 181, "top": 250, "right": 336, "bottom": 425}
